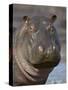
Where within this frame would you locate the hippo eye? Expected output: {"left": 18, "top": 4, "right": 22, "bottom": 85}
{"left": 51, "top": 27, "right": 54, "bottom": 32}
{"left": 46, "top": 25, "right": 54, "bottom": 33}
{"left": 29, "top": 25, "right": 35, "bottom": 32}
{"left": 30, "top": 25, "right": 37, "bottom": 33}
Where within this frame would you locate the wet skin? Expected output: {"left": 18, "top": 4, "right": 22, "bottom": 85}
{"left": 13, "top": 15, "right": 61, "bottom": 85}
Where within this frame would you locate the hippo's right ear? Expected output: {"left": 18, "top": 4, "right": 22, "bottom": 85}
{"left": 49, "top": 15, "right": 57, "bottom": 24}
{"left": 23, "top": 16, "right": 30, "bottom": 22}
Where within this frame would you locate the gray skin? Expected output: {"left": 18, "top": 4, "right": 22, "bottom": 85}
{"left": 13, "top": 15, "right": 61, "bottom": 86}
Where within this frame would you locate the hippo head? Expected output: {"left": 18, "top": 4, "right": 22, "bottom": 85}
{"left": 15, "top": 15, "right": 61, "bottom": 69}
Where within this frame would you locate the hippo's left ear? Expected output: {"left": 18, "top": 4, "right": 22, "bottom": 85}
{"left": 22, "top": 16, "right": 31, "bottom": 22}
{"left": 49, "top": 15, "right": 57, "bottom": 24}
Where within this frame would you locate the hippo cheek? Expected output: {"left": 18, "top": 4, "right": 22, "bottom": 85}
{"left": 44, "top": 53, "right": 60, "bottom": 68}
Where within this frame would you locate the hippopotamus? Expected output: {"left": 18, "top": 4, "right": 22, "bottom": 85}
{"left": 10, "top": 15, "right": 61, "bottom": 86}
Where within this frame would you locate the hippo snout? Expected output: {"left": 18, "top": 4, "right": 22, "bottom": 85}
{"left": 30, "top": 44, "right": 60, "bottom": 68}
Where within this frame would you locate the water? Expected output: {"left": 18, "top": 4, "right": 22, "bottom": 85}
{"left": 46, "top": 63, "right": 66, "bottom": 84}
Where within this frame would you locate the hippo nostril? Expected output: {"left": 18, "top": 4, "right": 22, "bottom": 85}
{"left": 38, "top": 46, "right": 44, "bottom": 53}
{"left": 47, "top": 46, "right": 52, "bottom": 54}
{"left": 52, "top": 45, "right": 56, "bottom": 50}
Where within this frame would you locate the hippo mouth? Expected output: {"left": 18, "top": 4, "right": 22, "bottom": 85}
{"left": 33, "top": 59, "right": 60, "bottom": 68}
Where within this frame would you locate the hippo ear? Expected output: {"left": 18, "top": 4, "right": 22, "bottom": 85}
{"left": 49, "top": 15, "right": 57, "bottom": 24}
{"left": 23, "top": 16, "right": 30, "bottom": 22}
